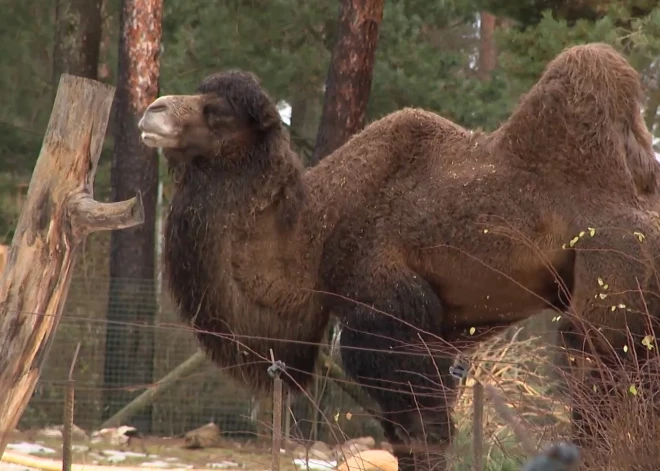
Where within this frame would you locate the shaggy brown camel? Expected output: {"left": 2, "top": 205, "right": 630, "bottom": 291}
{"left": 138, "top": 43, "right": 660, "bottom": 470}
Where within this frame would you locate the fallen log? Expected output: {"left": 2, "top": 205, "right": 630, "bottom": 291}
{"left": 0, "top": 73, "right": 145, "bottom": 456}
{"left": 100, "top": 350, "right": 207, "bottom": 429}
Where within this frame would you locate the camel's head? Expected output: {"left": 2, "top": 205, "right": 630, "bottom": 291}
{"left": 138, "top": 70, "right": 282, "bottom": 161}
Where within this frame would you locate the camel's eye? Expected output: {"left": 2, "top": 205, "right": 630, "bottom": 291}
{"left": 203, "top": 99, "right": 236, "bottom": 131}
{"left": 202, "top": 103, "right": 218, "bottom": 119}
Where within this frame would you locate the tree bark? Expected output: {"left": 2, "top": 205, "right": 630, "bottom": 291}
{"left": 102, "top": 0, "right": 163, "bottom": 433}
{"left": 477, "top": 11, "right": 498, "bottom": 81}
{"left": 290, "top": 96, "right": 322, "bottom": 166}
{"left": 97, "top": 0, "right": 114, "bottom": 81}
{"left": 52, "top": 0, "right": 102, "bottom": 86}
{"left": 0, "top": 75, "right": 144, "bottom": 456}
{"left": 310, "top": 0, "right": 384, "bottom": 164}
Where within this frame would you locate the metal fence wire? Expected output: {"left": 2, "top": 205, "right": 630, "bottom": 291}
{"left": 18, "top": 275, "right": 372, "bottom": 442}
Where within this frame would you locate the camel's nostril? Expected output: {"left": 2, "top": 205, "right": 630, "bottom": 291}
{"left": 147, "top": 103, "right": 168, "bottom": 113}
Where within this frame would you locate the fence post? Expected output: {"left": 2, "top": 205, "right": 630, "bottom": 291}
{"left": 472, "top": 381, "right": 484, "bottom": 471}
{"left": 268, "top": 350, "right": 285, "bottom": 471}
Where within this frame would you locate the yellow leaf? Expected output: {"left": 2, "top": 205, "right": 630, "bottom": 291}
{"left": 579, "top": 231, "right": 585, "bottom": 237}
{"left": 599, "top": 293, "right": 607, "bottom": 299}
{"left": 623, "top": 345, "right": 628, "bottom": 353}
{"left": 629, "top": 385, "right": 638, "bottom": 396}
{"left": 562, "top": 244, "right": 567, "bottom": 249}
{"left": 469, "top": 327, "right": 476, "bottom": 335}
{"left": 483, "top": 229, "right": 489, "bottom": 233}
{"left": 611, "top": 306, "right": 616, "bottom": 311}
{"left": 592, "top": 385, "right": 598, "bottom": 392}
{"left": 588, "top": 227, "right": 596, "bottom": 237}
{"left": 597, "top": 278, "right": 604, "bottom": 287}
{"left": 618, "top": 304, "right": 626, "bottom": 309}
{"left": 334, "top": 413, "right": 339, "bottom": 422}
{"left": 634, "top": 231, "right": 646, "bottom": 242}
{"left": 642, "top": 335, "right": 655, "bottom": 350}
{"left": 603, "top": 284, "right": 609, "bottom": 290}
{"left": 345, "top": 412, "right": 353, "bottom": 420}
{"left": 569, "top": 236, "right": 579, "bottom": 247}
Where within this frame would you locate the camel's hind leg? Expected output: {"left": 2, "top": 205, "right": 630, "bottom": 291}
{"left": 560, "top": 215, "right": 660, "bottom": 456}
{"left": 332, "top": 264, "right": 457, "bottom": 471}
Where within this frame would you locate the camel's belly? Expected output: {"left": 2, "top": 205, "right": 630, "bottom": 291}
{"left": 412, "top": 242, "right": 573, "bottom": 333}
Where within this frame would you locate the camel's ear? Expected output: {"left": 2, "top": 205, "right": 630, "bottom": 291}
{"left": 196, "top": 70, "right": 282, "bottom": 135}
{"left": 226, "top": 90, "right": 281, "bottom": 134}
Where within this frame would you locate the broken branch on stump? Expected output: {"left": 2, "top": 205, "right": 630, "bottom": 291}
{"left": 0, "top": 73, "right": 144, "bottom": 456}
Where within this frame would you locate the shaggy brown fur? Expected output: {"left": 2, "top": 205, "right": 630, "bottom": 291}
{"left": 138, "top": 43, "right": 660, "bottom": 470}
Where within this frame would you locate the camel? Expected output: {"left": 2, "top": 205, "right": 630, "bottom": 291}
{"left": 137, "top": 43, "right": 660, "bottom": 470}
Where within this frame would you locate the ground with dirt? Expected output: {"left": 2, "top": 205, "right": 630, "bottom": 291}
{"left": 3, "top": 430, "right": 322, "bottom": 471}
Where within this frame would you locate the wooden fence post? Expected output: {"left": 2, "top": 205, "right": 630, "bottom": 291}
{"left": 473, "top": 382, "right": 484, "bottom": 471}
{"left": 0, "top": 73, "right": 144, "bottom": 456}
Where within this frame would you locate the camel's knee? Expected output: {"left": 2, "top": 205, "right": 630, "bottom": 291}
{"left": 382, "top": 411, "right": 453, "bottom": 471}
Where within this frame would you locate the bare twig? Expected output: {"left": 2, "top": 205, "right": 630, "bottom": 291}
{"left": 62, "top": 343, "right": 81, "bottom": 471}
{"left": 484, "top": 384, "right": 537, "bottom": 456}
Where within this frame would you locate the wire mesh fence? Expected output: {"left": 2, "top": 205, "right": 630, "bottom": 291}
{"left": 12, "top": 270, "right": 660, "bottom": 470}
{"left": 15, "top": 273, "right": 572, "bottom": 461}
{"left": 17, "top": 275, "right": 377, "bottom": 443}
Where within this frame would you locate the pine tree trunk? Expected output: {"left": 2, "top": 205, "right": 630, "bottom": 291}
{"left": 102, "top": 0, "right": 163, "bottom": 433}
{"left": 52, "top": 0, "right": 102, "bottom": 86}
{"left": 310, "top": 0, "right": 384, "bottom": 164}
{"left": 290, "top": 96, "right": 322, "bottom": 166}
{"left": 97, "top": 0, "right": 113, "bottom": 81}
{"left": 477, "top": 11, "right": 497, "bottom": 81}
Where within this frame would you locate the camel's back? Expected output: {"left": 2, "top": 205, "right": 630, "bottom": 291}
{"left": 303, "top": 108, "right": 478, "bottom": 234}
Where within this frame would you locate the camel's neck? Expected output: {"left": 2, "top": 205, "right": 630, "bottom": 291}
{"left": 163, "top": 142, "right": 327, "bottom": 392}
{"left": 165, "top": 140, "right": 315, "bottom": 301}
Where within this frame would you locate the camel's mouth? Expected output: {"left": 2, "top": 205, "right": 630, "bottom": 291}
{"left": 138, "top": 110, "right": 180, "bottom": 148}
{"left": 140, "top": 131, "right": 172, "bottom": 148}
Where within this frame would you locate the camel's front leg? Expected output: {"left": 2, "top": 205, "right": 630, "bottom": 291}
{"left": 331, "top": 262, "right": 457, "bottom": 471}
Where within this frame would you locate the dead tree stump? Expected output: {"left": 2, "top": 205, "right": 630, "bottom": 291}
{"left": 0, "top": 73, "right": 145, "bottom": 455}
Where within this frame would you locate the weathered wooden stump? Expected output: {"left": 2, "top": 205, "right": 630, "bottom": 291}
{"left": 0, "top": 74, "right": 145, "bottom": 455}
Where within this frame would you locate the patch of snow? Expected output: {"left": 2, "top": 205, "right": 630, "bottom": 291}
{"left": 206, "top": 462, "right": 240, "bottom": 469}
{"left": 6, "top": 442, "right": 55, "bottom": 455}
{"left": 140, "top": 461, "right": 172, "bottom": 468}
{"left": 292, "top": 458, "right": 337, "bottom": 470}
{"left": 99, "top": 450, "right": 148, "bottom": 463}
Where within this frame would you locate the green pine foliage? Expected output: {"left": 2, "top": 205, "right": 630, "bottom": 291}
{"left": 492, "top": 1, "right": 660, "bottom": 96}
{"left": 159, "top": 0, "right": 511, "bottom": 132}
{"left": 2, "top": 0, "right": 660, "bottom": 243}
